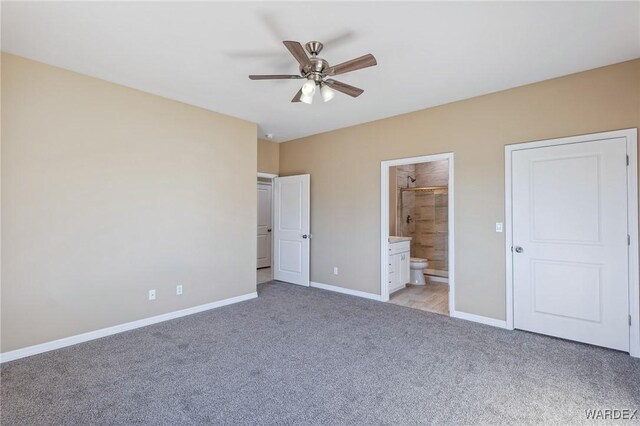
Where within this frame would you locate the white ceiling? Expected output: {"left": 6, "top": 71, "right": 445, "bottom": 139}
{"left": 2, "top": 2, "right": 639, "bottom": 142}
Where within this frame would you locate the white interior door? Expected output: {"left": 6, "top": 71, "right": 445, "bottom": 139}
{"left": 512, "top": 137, "right": 629, "bottom": 351}
{"left": 273, "top": 174, "right": 310, "bottom": 286}
{"left": 257, "top": 182, "right": 272, "bottom": 269}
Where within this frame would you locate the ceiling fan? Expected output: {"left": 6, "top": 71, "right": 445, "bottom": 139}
{"left": 249, "top": 40, "right": 377, "bottom": 104}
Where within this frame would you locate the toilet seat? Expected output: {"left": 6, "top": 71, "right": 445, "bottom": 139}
{"left": 410, "top": 257, "right": 428, "bottom": 268}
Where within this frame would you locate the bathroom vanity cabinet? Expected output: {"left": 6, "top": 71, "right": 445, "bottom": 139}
{"left": 388, "top": 239, "right": 410, "bottom": 293}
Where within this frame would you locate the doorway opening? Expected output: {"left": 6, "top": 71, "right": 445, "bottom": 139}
{"left": 380, "top": 153, "right": 454, "bottom": 316}
{"left": 257, "top": 172, "right": 277, "bottom": 285}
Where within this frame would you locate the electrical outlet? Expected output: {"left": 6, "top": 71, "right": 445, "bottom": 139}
{"left": 176, "top": 284, "right": 183, "bottom": 296}
{"left": 496, "top": 222, "right": 503, "bottom": 233}
{"left": 148, "top": 289, "right": 156, "bottom": 301}
{"left": 333, "top": 267, "right": 339, "bottom": 275}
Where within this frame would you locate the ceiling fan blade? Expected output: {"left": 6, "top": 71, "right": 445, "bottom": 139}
{"left": 325, "top": 79, "right": 364, "bottom": 98}
{"left": 249, "top": 75, "right": 302, "bottom": 80}
{"left": 283, "top": 41, "right": 311, "bottom": 67}
{"left": 291, "top": 88, "right": 303, "bottom": 102}
{"left": 327, "top": 54, "right": 377, "bottom": 76}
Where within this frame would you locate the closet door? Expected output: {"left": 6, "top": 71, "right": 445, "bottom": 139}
{"left": 257, "top": 182, "right": 272, "bottom": 269}
{"left": 512, "top": 137, "right": 629, "bottom": 351}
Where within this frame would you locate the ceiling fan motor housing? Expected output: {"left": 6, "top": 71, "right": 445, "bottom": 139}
{"left": 301, "top": 57, "right": 329, "bottom": 82}
{"left": 300, "top": 41, "right": 328, "bottom": 84}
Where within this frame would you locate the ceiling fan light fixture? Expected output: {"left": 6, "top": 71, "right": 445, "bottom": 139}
{"left": 320, "top": 84, "right": 335, "bottom": 102}
{"left": 300, "top": 91, "right": 314, "bottom": 105}
{"left": 301, "top": 79, "right": 316, "bottom": 96}
{"left": 249, "top": 40, "right": 377, "bottom": 105}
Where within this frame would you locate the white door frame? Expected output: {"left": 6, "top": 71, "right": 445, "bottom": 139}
{"left": 504, "top": 128, "right": 639, "bottom": 357}
{"left": 257, "top": 172, "right": 278, "bottom": 179}
{"left": 380, "top": 153, "right": 455, "bottom": 313}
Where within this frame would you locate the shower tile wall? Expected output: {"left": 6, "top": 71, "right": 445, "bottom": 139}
{"left": 397, "top": 160, "right": 449, "bottom": 275}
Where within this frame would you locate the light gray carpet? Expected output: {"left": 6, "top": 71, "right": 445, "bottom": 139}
{"left": 2, "top": 281, "right": 639, "bottom": 425}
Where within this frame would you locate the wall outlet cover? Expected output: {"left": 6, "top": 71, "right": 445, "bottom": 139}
{"left": 148, "top": 289, "right": 156, "bottom": 301}
{"left": 176, "top": 285, "right": 183, "bottom": 295}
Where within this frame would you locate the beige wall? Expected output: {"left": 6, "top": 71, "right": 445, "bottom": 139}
{"left": 1, "top": 54, "right": 258, "bottom": 352}
{"left": 280, "top": 59, "right": 640, "bottom": 320}
{"left": 257, "top": 138, "right": 279, "bottom": 174}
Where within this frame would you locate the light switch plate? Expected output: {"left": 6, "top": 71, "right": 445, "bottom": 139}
{"left": 496, "top": 222, "right": 503, "bottom": 233}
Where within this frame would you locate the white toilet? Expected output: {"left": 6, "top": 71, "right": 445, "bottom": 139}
{"left": 409, "top": 258, "right": 429, "bottom": 285}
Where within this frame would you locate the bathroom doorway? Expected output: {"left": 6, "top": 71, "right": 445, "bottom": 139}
{"left": 380, "top": 153, "right": 454, "bottom": 316}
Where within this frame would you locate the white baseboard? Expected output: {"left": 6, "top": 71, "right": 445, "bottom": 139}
{"left": 427, "top": 276, "right": 449, "bottom": 284}
{"left": 310, "top": 281, "right": 382, "bottom": 301}
{"left": 450, "top": 310, "right": 508, "bottom": 329}
{"left": 0, "top": 292, "right": 258, "bottom": 363}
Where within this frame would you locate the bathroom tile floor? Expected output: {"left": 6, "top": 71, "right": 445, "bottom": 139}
{"left": 389, "top": 280, "right": 449, "bottom": 315}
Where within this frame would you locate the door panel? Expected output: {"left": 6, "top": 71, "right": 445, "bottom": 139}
{"left": 530, "top": 155, "right": 601, "bottom": 243}
{"left": 279, "top": 240, "right": 303, "bottom": 273}
{"left": 512, "top": 138, "right": 629, "bottom": 351}
{"left": 257, "top": 183, "right": 272, "bottom": 269}
{"left": 531, "top": 260, "right": 602, "bottom": 322}
{"left": 257, "top": 235, "right": 269, "bottom": 266}
{"left": 273, "top": 175, "right": 310, "bottom": 286}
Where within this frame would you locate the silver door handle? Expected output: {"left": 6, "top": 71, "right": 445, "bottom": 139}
{"left": 514, "top": 246, "right": 523, "bottom": 253}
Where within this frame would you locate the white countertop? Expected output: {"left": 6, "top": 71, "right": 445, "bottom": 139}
{"left": 388, "top": 236, "right": 412, "bottom": 243}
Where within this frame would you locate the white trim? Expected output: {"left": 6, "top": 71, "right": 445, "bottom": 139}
{"left": 428, "top": 276, "right": 449, "bottom": 284}
{"left": 451, "top": 310, "right": 508, "bottom": 329}
{"left": 380, "top": 153, "right": 455, "bottom": 315}
{"left": 626, "top": 131, "right": 640, "bottom": 358}
{"left": 310, "top": 281, "right": 382, "bottom": 301}
{"left": 257, "top": 172, "right": 278, "bottom": 179}
{"left": 0, "top": 292, "right": 258, "bottom": 363}
{"left": 504, "top": 143, "right": 514, "bottom": 330}
{"left": 504, "top": 128, "right": 639, "bottom": 358}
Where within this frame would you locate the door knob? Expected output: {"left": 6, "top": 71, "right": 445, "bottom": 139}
{"left": 514, "top": 246, "right": 524, "bottom": 253}
{"left": 302, "top": 234, "right": 308, "bottom": 239}
{"left": 267, "top": 229, "right": 272, "bottom": 232}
